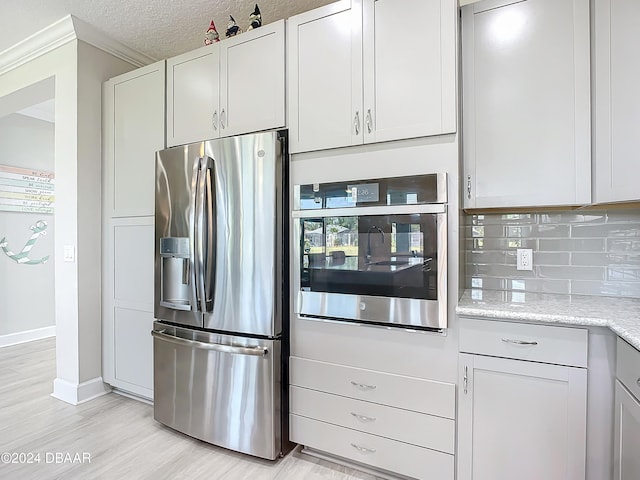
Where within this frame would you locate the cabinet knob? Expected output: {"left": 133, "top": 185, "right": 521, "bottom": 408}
{"left": 354, "top": 111, "right": 360, "bottom": 135}
{"left": 212, "top": 110, "right": 218, "bottom": 131}
{"left": 366, "top": 109, "right": 373, "bottom": 134}
{"left": 463, "top": 365, "right": 468, "bottom": 395}
{"left": 351, "top": 412, "right": 376, "bottom": 423}
{"left": 351, "top": 380, "right": 376, "bottom": 391}
{"left": 220, "top": 109, "right": 226, "bottom": 129}
{"left": 351, "top": 443, "right": 376, "bottom": 454}
{"left": 501, "top": 337, "right": 539, "bottom": 346}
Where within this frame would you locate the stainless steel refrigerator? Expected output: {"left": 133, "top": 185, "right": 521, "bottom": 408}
{"left": 151, "top": 130, "right": 290, "bottom": 460}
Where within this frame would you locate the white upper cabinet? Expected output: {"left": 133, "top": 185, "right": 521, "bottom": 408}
{"left": 363, "top": 0, "right": 456, "bottom": 144}
{"left": 594, "top": 0, "right": 640, "bottom": 204}
{"left": 104, "top": 61, "right": 166, "bottom": 217}
{"left": 462, "top": 0, "right": 591, "bottom": 209}
{"left": 167, "top": 20, "right": 285, "bottom": 147}
{"left": 220, "top": 20, "right": 285, "bottom": 137}
{"left": 167, "top": 46, "right": 220, "bottom": 147}
{"left": 288, "top": 1, "right": 363, "bottom": 153}
{"left": 288, "top": 0, "right": 456, "bottom": 154}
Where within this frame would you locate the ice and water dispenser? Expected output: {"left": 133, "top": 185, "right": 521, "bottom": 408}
{"left": 159, "top": 237, "right": 191, "bottom": 311}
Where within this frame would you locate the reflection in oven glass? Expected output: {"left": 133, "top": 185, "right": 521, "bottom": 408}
{"left": 300, "top": 214, "right": 438, "bottom": 301}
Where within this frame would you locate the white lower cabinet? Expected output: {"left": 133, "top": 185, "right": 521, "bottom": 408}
{"left": 614, "top": 338, "right": 640, "bottom": 479}
{"left": 290, "top": 356, "right": 455, "bottom": 480}
{"left": 458, "top": 318, "right": 588, "bottom": 480}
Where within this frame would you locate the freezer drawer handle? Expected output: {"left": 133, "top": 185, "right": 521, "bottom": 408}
{"left": 151, "top": 330, "right": 268, "bottom": 357}
{"left": 501, "top": 337, "right": 538, "bottom": 346}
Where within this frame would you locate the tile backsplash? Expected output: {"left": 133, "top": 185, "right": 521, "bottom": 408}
{"left": 465, "top": 210, "right": 640, "bottom": 298}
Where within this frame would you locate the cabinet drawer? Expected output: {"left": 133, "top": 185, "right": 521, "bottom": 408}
{"left": 459, "top": 317, "right": 588, "bottom": 367}
{"left": 290, "top": 386, "right": 454, "bottom": 454}
{"left": 290, "top": 356, "right": 456, "bottom": 419}
{"left": 617, "top": 337, "right": 640, "bottom": 401}
{"left": 290, "top": 414, "right": 454, "bottom": 480}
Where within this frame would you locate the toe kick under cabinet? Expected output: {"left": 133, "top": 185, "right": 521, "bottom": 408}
{"left": 457, "top": 317, "right": 589, "bottom": 480}
{"left": 290, "top": 356, "right": 456, "bottom": 480}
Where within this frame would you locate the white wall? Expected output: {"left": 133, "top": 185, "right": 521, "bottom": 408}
{"left": 0, "top": 113, "right": 55, "bottom": 336}
{"left": 0, "top": 39, "right": 135, "bottom": 404}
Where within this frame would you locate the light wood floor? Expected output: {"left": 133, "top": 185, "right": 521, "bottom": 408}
{"left": 0, "top": 338, "right": 382, "bottom": 480}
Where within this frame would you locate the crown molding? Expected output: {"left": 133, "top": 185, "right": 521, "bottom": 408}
{"left": 70, "top": 16, "right": 157, "bottom": 68}
{"left": 0, "top": 14, "right": 157, "bottom": 77}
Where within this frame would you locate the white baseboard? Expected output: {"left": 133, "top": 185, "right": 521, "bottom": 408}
{"left": 51, "top": 377, "right": 112, "bottom": 405}
{"left": 0, "top": 326, "right": 56, "bottom": 348}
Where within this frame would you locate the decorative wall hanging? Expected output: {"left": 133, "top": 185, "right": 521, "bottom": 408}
{"left": 0, "top": 220, "right": 49, "bottom": 265}
{"left": 248, "top": 4, "right": 262, "bottom": 30}
{"left": 0, "top": 164, "right": 55, "bottom": 214}
{"left": 204, "top": 20, "right": 220, "bottom": 45}
{"left": 225, "top": 15, "right": 242, "bottom": 37}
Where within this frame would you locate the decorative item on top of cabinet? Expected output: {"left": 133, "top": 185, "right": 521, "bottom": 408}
{"left": 457, "top": 317, "right": 588, "bottom": 480}
{"left": 287, "top": 0, "right": 456, "bottom": 154}
{"left": 204, "top": 20, "right": 220, "bottom": 45}
{"left": 247, "top": 4, "right": 262, "bottom": 30}
{"left": 166, "top": 19, "right": 284, "bottom": 147}
{"left": 462, "top": 0, "right": 591, "bottom": 209}
{"left": 593, "top": 0, "right": 640, "bottom": 204}
{"left": 225, "top": 15, "right": 242, "bottom": 37}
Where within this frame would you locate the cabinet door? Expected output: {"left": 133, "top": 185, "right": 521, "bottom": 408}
{"left": 458, "top": 354, "right": 587, "bottom": 480}
{"left": 287, "top": 0, "right": 363, "bottom": 153}
{"left": 103, "top": 218, "right": 155, "bottom": 400}
{"left": 363, "top": 0, "right": 456, "bottom": 144}
{"left": 167, "top": 45, "right": 220, "bottom": 146}
{"left": 614, "top": 380, "right": 640, "bottom": 480}
{"left": 462, "top": 0, "right": 590, "bottom": 209}
{"left": 594, "top": 0, "right": 640, "bottom": 203}
{"left": 104, "top": 61, "right": 165, "bottom": 217}
{"left": 219, "top": 20, "right": 285, "bottom": 137}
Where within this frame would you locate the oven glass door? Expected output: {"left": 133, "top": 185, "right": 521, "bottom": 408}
{"left": 300, "top": 213, "right": 438, "bottom": 301}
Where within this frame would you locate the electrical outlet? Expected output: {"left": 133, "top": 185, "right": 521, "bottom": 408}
{"left": 516, "top": 248, "right": 533, "bottom": 271}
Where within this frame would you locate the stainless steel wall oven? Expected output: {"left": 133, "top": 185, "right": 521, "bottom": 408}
{"left": 292, "top": 173, "right": 448, "bottom": 331}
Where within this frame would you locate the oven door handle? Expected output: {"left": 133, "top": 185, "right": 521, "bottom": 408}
{"left": 151, "top": 330, "right": 269, "bottom": 357}
{"left": 292, "top": 203, "right": 446, "bottom": 218}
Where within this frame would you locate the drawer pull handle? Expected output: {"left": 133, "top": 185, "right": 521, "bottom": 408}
{"left": 502, "top": 337, "right": 538, "bottom": 346}
{"left": 637, "top": 378, "right": 640, "bottom": 387}
{"left": 351, "top": 412, "right": 376, "bottom": 423}
{"left": 351, "top": 381, "right": 377, "bottom": 390}
{"left": 351, "top": 443, "right": 376, "bottom": 454}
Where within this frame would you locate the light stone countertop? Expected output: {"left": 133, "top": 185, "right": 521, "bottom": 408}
{"left": 456, "top": 289, "right": 640, "bottom": 350}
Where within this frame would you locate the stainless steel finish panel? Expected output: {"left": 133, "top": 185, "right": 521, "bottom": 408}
{"left": 155, "top": 144, "right": 204, "bottom": 328}
{"left": 203, "top": 131, "right": 282, "bottom": 337}
{"left": 152, "top": 322, "right": 281, "bottom": 460}
{"left": 292, "top": 203, "right": 446, "bottom": 218}
{"left": 297, "top": 292, "right": 442, "bottom": 330}
{"left": 292, "top": 211, "right": 447, "bottom": 330}
{"left": 292, "top": 172, "right": 447, "bottom": 210}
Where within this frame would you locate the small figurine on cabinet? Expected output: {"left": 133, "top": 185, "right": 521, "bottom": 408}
{"left": 225, "top": 15, "right": 242, "bottom": 37}
{"left": 204, "top": 20, "right": 220, "bottom": 45}
{"left": 247, "top": 4, "right": 262, "bottom": 31}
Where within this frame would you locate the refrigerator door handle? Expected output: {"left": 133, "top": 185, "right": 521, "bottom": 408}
{"left": 194, "top": 157, "right": 208, "bottom": 313}
{"left": 151, "top": 330, "right": 269, "bottom": 357}
{"left": 190, "top": 157, "right": 202, "bottom": 312}
{"left": 203, "top": 157, "right": 216, "bottom": 312}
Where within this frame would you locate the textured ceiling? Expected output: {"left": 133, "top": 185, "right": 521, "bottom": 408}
{"left": 0, "top": 0, "right": 336, "bottom": 60}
